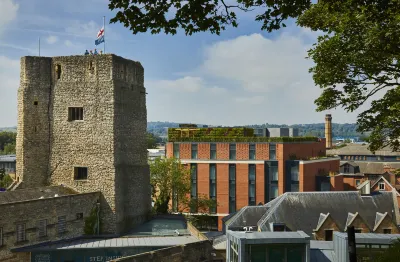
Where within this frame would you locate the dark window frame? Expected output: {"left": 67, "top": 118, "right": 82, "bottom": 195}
{"left": 68, "top": 107, "right": 84, "bottom": 121}
{"left": 191, "top": 144, "right": 198, "bottom": 159}
{"left": 210, "top": 143, "right": 217, "bottom": 160}
{"left": 58, "top": 216, "right": 67, "bottom": 235}
{"left": 209, "top": 164, "right": 217, "bottom": 214}
{"left": 229, "top": 144, "right": 236, "bottom": 160}
{"left": 74, "top": 167, "right": 88, "bottom": 180}
{"left": 269, "top": 144, "right": 276, "bottom": 160}
{"left": 229, "top": 164, "right": 236, "bottom": 213}
{"left": 249, "top": 144, "right": 256, "bottom": 160}
{"left": 16, "top": 223, "right": 26, "bottom": 242}
{"left": 38, "top": 219, "right": 47, "bottom": 238}
{"left": 190, "top": 164, "right": 197, "bottom": 213}
{"left": 248, "top": 164, "right": 256, "bottom": 205}
{"left": 173, "top": 143, "right": 180, "bottom": 158}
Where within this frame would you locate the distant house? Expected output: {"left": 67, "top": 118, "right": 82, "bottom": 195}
{"left": 0, "top": 154, "right": 16, "bottom": 174}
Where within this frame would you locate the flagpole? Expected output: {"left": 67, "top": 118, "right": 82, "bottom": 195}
{"left": 38, "top": 37, "right": 41, "bottom": 56}
{"left": 103, "top": 16, "right": 106, "bottom": 54}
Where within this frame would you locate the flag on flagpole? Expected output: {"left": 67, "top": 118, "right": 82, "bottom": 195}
{"left": 95, "top": 27, "right": 105, "bottom": 46}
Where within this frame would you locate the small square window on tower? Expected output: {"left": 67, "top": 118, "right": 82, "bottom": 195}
{"left": 68, "top": 107, "right": 84, "bottom": 121}
{"left": 74, "top": 167, "right": 88, "bottom": 180}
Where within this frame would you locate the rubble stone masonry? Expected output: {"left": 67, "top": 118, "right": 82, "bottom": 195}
{"left": 16, "top": 55, "right": 151, "bottom": 234}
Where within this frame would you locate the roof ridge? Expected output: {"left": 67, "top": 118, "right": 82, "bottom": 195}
{"left": 257, "top": 194, "right": 287, "bottom": 229}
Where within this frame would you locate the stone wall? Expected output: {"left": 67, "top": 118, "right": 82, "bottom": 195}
{"left": 111, "top": 240, "right": 213, "bottom": 262}
{"left": 0, "top": 192, "right": 100, "bottom": 262}
{"left": 17, "top": 54, "right": 151, "bottom": 235}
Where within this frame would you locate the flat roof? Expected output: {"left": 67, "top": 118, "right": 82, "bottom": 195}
{"left": 227, "top": 231, "right": 310, "bottom": 244}
{"left": 13, "top": 236, "right": 200, "bottom": 252}
{"left": 334, "top": 232, "right": 400, "bottom": 244}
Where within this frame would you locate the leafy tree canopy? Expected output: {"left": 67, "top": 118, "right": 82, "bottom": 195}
{"left": 110, "top": 1, "right": 400, "bottom": 153}
{"left": 109, "top": 0, "right": 312, "bottom": 35}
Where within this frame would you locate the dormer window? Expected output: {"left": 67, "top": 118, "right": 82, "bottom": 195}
{"left": 344, "top": 164, "right": 350, "bottom": 173}
{"left": 271, "top": 223, "right": 286, "bottom": 232}
{"left": 379, "top": 182, "right": 385, "bottom": 191}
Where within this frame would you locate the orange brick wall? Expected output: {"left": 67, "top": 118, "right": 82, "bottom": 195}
{"left": 236, "top": 164, "right": 249, "bottom": 210}
{"left": 277, "top": 145, "right": 285, "bottom": 195}
{"left": 349, "top": 216, "right": 370, "bottom": 233}
{"left": 343, "top": 176, "right": 364, "bottom": 190}
{"left": 236, "top": 144, "right": 249, "bottom": 160}
{"left": 314, "top": 216, "right": 340, "bottom": 241}
{"left": 198, "top": 143, "right": 210, "bottom": 159}
{"left": 166, "top": 142, "right": 173, "bottom": 158}
{"left": 179, "top": 143, "right": 191, "bottom": 159}
{"left": 256, "top": 144, "right": 269, "bottom": 160}
{"left": 256, "top": 164, "right": 265, "bottom": 205}
{"left": 217, "top": 143, "right": 229, "bottom": 160}
{"left": 300, "top": 159, "right": 340, "bottom": 192}
{"left": 374, "top": 215, "right": 400, "bottom": 234}
{"left": 330, "top": 175, "right": 344, "bottom": 191}
{"left": 197, "top": 164, "right": 210, "bottom": 198}
{"left": 216, "top": 164, "right": 229, "bottom": 214}
{"left": 281, "top": 141, "right": 326, "bottom": 161}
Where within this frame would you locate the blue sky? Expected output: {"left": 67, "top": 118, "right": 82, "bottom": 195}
{"left": 0, "top": 0, "right": 366, "bottom": 127}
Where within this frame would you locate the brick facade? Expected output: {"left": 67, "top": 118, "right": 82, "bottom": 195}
{"left": 198, "top": 144, "right": 210, "bottom": 159}
{"left": 197, "top": 164, "right": 210, "bottom": 198}
{"left": 166, "top": 143, "right": 173, "bottom": 158}
{"left": 300, "top": 159, "right": 340, "bottom": 192}
{"left": 330, "top": 175, "right": 344, "bottom": 191}
{"left": 255, "top": 144, "right": 269, "bottom": 160}
{"left": 314, "top": 215, "right": 340, "bottom": 241}
{"left": 236, "top": 164, "right": 249, "bottom": 210}
{"left": 179, "top": 143, "right": 191, "bottom": 159}
{"left": 236, "top": 144, "right": 249, "bottom": 160}
{"left": 256, "top": 164, "right": 265, "bottom": 205}
{"left": 348, "top": 215, "right": 370, "bottom": 233}
{"left": 216, "top": 164, "right": 229, "bottom": 215}
{"left": 216, "top": 143, "right": 229, "bottom": 160}
{"left": 374, "top": 215, "right": 400, "bottom": 234}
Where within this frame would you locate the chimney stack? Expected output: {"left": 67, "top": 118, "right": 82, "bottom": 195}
{"left": 325, "top": 114, "right": 332, "bottom": 149}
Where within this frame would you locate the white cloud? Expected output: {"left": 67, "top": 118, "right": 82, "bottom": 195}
{"left": 0, "top": 56, "right": 19, "bottom": 127}
{"left": 147, "top": 30, "right": 371, "bottom": 125}
{"left": 0, "top": 0, "right": 19, "bottom": 35}
{"left": 46, "top": 35, "right": 58, "bottom": 44}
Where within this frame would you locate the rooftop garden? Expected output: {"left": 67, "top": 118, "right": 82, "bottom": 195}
{"left": 168, "top": 127, "right": 319, "bottom": 143}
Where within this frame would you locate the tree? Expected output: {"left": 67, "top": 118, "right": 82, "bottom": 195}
{"left": 109, "top": 0, "right": 312, "bottom": 35}
{"left": 109, "top": 1, "right": 400, "bottom": 153}
{"left": 297, "top": 0, "right": 400, "bottom": 153}
{"left": 375, "top": 239, "right": 400, "bottom": 262}
{"left": 147, "top": 132, "right": 159, "bottom": 149}
{"left": 150, "top": 157, "right": 216, "bottom": 214}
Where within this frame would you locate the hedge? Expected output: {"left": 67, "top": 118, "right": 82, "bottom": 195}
{"left": 168, "top": 136, "right": 319, "bottom": 143}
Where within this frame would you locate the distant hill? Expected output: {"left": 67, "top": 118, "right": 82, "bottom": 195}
{"left": 0, "top": 127, "right": 16, "bottom": 132}
{"left": 146, "top": 121, "right": 364, "bottom": 139}
{"left": 1, "top": 122, "right": 365, "bottom": 139}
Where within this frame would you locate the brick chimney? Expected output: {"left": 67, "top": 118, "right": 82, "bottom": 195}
{"left": 325, "top": 114, "right": 333, "bottom": 149}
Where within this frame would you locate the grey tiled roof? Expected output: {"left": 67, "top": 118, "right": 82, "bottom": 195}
{"left": 327, "top": 144, "right": 399, "bottom": 156}
{"left": 15, "top": 236, "right": 200, "bottom": 251}
{"left": 226, "top": 206, "right": 268, "bottom": 230}
{"left": 343, "top": 161, "right": 400, "bottom": 175}
{"left": 0, "top": 186, "right": 77, "bottom": 205}
{"left": 255, "top": 191, "right": 398, "bottom": 236}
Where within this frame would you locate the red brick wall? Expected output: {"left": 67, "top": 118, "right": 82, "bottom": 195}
{"left": 330, "top": 175, "right": 344, "bottom": 191}
{"left": 217, "top": 143, "right": 229, "bottom": 160}
{"left": 300, "top": 159, "right": 340, "bottom": 192}
{"left": 256, "top": 144, "right": 269, "bottom": 160}
{"left": 197, "top": 164, "right": 210, "bottom": 199}
{"left": 179, "top": 143, "right": 191, "bottom": 159}
{"left": 256, "top": 164, "right": 265, "bottom": 205}
{"left": 166, "top": 142, "right": 173, "bottom": 158}
{"left": 236, "top": 164, "right": 249, "bottom": 210}
{"left": 371, "top": 180, "right": 392, "bottom": 193}
{"left": 343, "top": 177, "right": 363, "bottom": 190}
{"left": 216, "top": 164, "right": 229, "bottom": 214}
{"left": 277, "top": 144, "right": 285, "bottom": 195}
{"left": 198, "top": 143, "right": 210, "bottom": 159}
{"left": 281, "top": 141, "right": 326, "bottom": 161}
{"left": 236, "top": 144, "right": 249, "bottom": 160}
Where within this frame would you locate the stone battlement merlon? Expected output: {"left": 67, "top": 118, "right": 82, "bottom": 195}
{"left": 20, "top": 54, "right": 144, "bottom": 85}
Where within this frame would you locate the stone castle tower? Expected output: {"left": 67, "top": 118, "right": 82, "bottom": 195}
{"left": 16, "top": 55, "right": 151, "bottom": 234}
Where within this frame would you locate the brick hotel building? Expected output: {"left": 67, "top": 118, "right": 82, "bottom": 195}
{"left": 166, "top": 126, "right": 340, "bottom": 230}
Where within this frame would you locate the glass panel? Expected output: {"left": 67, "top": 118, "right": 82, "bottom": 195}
{"left": 321, "top": 182, "right": 331, "bottom": 191}
{"left": 249, "top": 144, "right": 256, "bottom": 160}
{"left": 291, "top": 184, "right": 299, "bottom": 192}
{"left": 173, "top": 144, "right": 180, "bottom": 158}
{"left": 250, "top": 245, "right": 266, "bottom": 262}
{"left": 229, "top": 165, "right": 236, "bottom": 180}
{"left": 291, "top": 163, "right": 299, "bottom": 181}
{"left": 210, "top": 164, "right": 216, "bottom": 179}
{"left": 229, "top": 144, "right": 236, "bottom": 160}
{"left": 271, "top": 185, "right": 278, "bottom": 198}
{"left": 269, "top": 144, "right": 276, "bottom": 160}
{"left": 287, "top": 246, "right": 304, "bottom": 262}
{"left": 249, "top": 165, "right": 256, "bottom": 180}
{"left": 191, "top": 144, "right": 198, "bottom": 159}
{"left": 269, "top": 247, "right": 284, "bottom": 261}
{"left": 210, "top": 143, "right": 216, "bottom": 159}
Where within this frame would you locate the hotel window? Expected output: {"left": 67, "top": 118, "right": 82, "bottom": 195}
{"left": 344, "top": 165, "right": 350, "bottom": 173}
{"left": 249, "top": 144, "right": 256, "bottom": 160}
{"left": 68, "top": 107, "right": 84, "bottom": 121}
{"left": 209, "top": 164, "right": 217, "bottom": 213}
{"left": 379, "top": 182, "right": 385, "bottom": 191}
{"left": 270, "top": 162, "right": 278, "bottom": 181}
{"left": 191, "top": 144, "right": 198, "bottom": 159}
{"left": 38, "top": 219, "right": 47, "bottom": 238}
{"left": 173, "top": 143, "right": 180, "bottom": 158}
{"left": 58, "top": 216, "right": 67, "bottom": 235}
{"left": 229, "top": 164, "right": 236, "bottom": 213}
{"left": 249, "top": 165, "right": 256, "bottom": 205}
{"left": 270, "top": 185, "right": 278, "bottom": 200}
{"left": 229, "top": 144, "right": 236, "bottom": 160}
{"left": 290, "top": 163, "right": 299, "bottom": 182}
{"left": 16, "top": 224, "right": 26, "bottom": 242}
{"left": 269, "top": 144, "right": 276, "bottom": 160}
{"left": 210, "top": 143, "right": 217, "bottom": 159}
{"left": 190, "top": 164, "right": 197, "bottom": 213}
